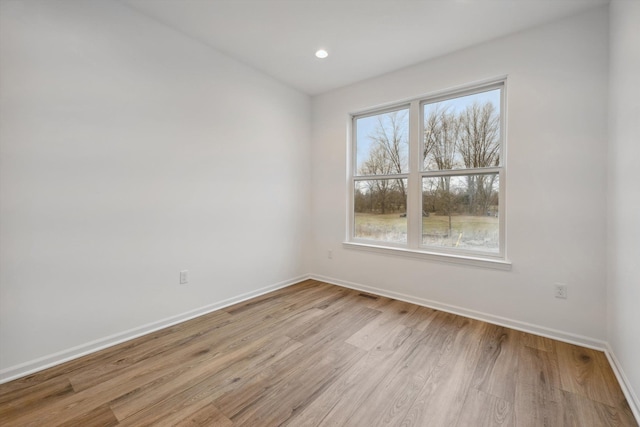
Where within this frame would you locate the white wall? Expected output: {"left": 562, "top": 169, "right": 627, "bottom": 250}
{"left": 0, "top": 0, "right": 310, "bottom": 374}
{"left": 608, "top": 0, "right": 640, "bottom": 413}
{"left": 310, "top": 7, "right": 609, "bottom": 343}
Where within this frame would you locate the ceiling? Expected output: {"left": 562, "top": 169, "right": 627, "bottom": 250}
{"left": 120, "top": 0, "right": 608, "bottom": 95}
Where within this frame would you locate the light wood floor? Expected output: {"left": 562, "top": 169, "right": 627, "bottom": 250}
{"left": 0, "top": 280, "right": 636, "bottom": 426}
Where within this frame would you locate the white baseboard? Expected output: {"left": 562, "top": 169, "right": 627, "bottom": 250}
{"left": 0, "top": 274, "right": 310, "bottom": 384}
{"left": 605, "top": 344, "right": 640, "bottom": 423}
{"left": 310, "top": 274, "right": 607, "bottom": 350}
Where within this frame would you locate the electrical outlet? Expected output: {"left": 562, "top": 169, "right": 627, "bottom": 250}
{"left": 180, "top": 270, "right": 188, "bottom": 284}
{"left": 328, "top": 250, "right": 333, "bottom": 259}
{"left": 554, "top": 283, "right": 567, "bottom": 299}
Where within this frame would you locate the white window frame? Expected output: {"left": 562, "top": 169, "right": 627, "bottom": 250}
{"left": 345, "top": 78, "right": 511, "bottom": 270}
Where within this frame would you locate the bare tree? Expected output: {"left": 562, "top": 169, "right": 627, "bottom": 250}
{"left": 458, "top": 102, "right": 500, "bottom": 169}
{"left": 358, "top": 110, "right": 409, "bottom": 215}
{"left": 370, "top": 111, "right": 408, "bottom": 173}
{"left": 423, "top": 105, "right": 461, "bottom": 235}
{"left": 423, "top": 105, "right": 460, "bottom": 171}
{"left": 359, "top": 144, "right": 395, "bottom": 214}
{"left": 368, "top": 111, "right": 408, "bottom": 201}
{"left": 458, "top": 102, "right": 500, "bottom": 215}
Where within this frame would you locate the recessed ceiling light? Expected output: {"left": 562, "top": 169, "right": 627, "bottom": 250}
{"left": 315, "top": 49, "right": 328, "bottom": 59}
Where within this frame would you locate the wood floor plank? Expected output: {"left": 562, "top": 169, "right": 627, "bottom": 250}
{"left": 520, "top": 331, "right": 556, "bottom": 352}
{"left": 0, "top": 308, "right": 232, "bottom": 399}
{"left": 514, "top": 382, "right": 561, "bottom": 427}
{"left": 513, "top": 346, "right": 562, "bottom": 427}
{"left": 284, "top": 324, "right": 420, "bottom": 426}
{"left": 0, "top": 377, "right": 74, "bottom": 420}
{"left": 4, "top": 310, "right": 280, "bottom": 426}
{"left": 228, "top": 342, "right": 364, "bottom": 426}
{"left": 400, "top": 317, "right": 485, "bottom": 426}
{"left": 309, "top": 285, "right": 352, "bottom": 310}
{"left": 554, "top": 388, "right": 638, "bottom": 427}
{"left": 56, "top": 403, "right": 120, "bottom": 427}
{"left": 333, "top": 312, "right": 471, "bottom": 426}
{"left": 555, "top": 341, "right": 629, "bottom": 408}
{"left": 456, "top": 387, "right": 513, "bottom": 426}
{"left": 68, "top": 310, "right": 235, "bottom": 392}
{"left": 213, "top": 306, "right": 378, "bottom": 419}
{"left": 402, "top": 305, "right": 438, "bottom": 331}
{"left": 345, "top": 299, "right": 418, "bottom": 351}
{"left": 355, "top": 292, "right": 393, "bottom": 309}
{"left": 3, "top": 345, "right": 213, "bottom": 426}
{"left": 469, "top": 323, "right": 521, "bottom": 402}
{"left": 284, "top": 299, "right": 381, "bottom": 345}
{"left": 117, "top": 336, "right": 303, "bottom": 426}
{"left": 223, "top": 280, "right": 331, "bottom": 318}
{"left": 110, "top": 333, "right": 284, "bottom": 420}
{"left": 0, "top": 280, "right": 636, "bottom": 427}
{"left": 172, "top": 404, "right": 233, "bottom": 427}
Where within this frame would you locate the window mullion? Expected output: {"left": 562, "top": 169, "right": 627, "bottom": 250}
{"left": 420, "top": 167, "right": 501, "bottom": 178}
{"left": 406, "top": 100, "right": 421, "bottom": 249}
{"left": 354, "top": 174, "right": 409, "bottom": 181}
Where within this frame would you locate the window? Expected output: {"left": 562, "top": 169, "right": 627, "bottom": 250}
{"left": 348, "top": 80, "right": 508, "bottom": 266}
{"left": 354, "top": 107, "right": 409, "bottom": 243}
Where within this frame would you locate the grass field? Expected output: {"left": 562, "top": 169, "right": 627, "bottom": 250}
{"left": 354, "top": 212, "right": 499, "bottom": 252}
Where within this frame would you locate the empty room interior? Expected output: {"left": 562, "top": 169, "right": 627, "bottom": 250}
{"left": 1, "top": 0, "right": 639, "bottom": 425}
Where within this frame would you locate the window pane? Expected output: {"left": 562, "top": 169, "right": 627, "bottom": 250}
{"left": 422, "top": 174, "right": 499, "bottom": 253}
{"left": 356, "top": 108, "right": 409, "bottom": 176}
{"left": 354, "top": 178, "right": 407, "bottom": 243}
{"left": 423, "top": 89, "right": 501, "bottom": 171}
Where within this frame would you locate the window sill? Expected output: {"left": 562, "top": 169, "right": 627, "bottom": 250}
{"left": 342, "top": 241, "right": 512, "bottom": 271}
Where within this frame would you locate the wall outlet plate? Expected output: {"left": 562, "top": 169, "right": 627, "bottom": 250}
{"left": 554, "top": 283, "right": 567, "bottom": 299}
{"left": 180, "top": 270, "right": 188, "bottom": 284}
